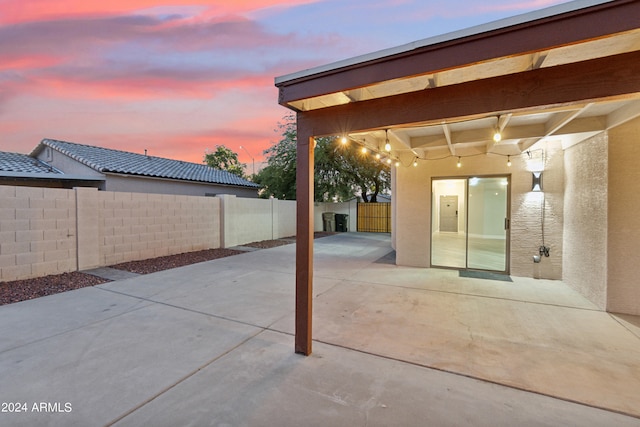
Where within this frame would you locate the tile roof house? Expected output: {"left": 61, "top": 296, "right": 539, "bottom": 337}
{"left": 0, "top": 139, "right": 259, "bottom": 197}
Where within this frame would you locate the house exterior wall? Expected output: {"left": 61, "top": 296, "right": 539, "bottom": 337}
{"left": 563, "top": 133, "right": 608, "bottom": 310}
{"left": 36, "top": 149, "right": 105, "bottom": 180}
{"left": 394, "top": 141, "right": 564, "bottom": 280}
{"left": 104, "top": 174, "right": 258, "bottom": 198}
{"left": 607, "top": 117, "right": 640, "bottom": 315}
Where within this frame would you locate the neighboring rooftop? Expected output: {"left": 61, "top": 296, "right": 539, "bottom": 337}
{"left": 0, "top": 151, "right": 62, "bottom": 174}
{"left": 31, "top": 139, "right": 259, "bottom": 188}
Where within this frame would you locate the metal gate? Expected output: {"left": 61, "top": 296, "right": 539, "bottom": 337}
{"left": 357, "top": 202, "right": 391, "bottom": 233}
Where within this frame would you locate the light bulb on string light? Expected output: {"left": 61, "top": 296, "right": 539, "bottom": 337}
{"left": 395, "top": 161, "right": 400, "bottom": 167}
{"left": 384, "top": 129, "right": 391, "bottom": 152}
{"left": 375, "top": 153, "right": 381, "bottom": 160}
{"left": 361, "top": 146, "right": 368, "bottom": 154}
{"left": 507, "top": 155, "right": 512, "bottom": 167}
{"left": 493, "top": 129, "right": 502, "bottom": 143}
{"left": 457, "top": 157, "right": 462, "bottom": 168}
{"left": 340, "top": 136, "right": 348, "bottom": 145}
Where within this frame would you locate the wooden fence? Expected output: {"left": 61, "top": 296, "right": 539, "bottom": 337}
{"left": 357, "top": 202, "right": 391, "bottom": 233}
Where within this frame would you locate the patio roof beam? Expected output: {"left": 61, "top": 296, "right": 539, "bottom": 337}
{"left": 293, "top": 50, "right": 640, "bottom": 138}
{"left": 442, "top": 123, "right": 455, "bottom": 156}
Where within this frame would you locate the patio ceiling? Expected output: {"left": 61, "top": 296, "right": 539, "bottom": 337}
{"left": 346, "top": 95, "right": 640, "bottom": 163}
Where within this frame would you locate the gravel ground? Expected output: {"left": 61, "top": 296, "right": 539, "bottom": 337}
{"left": 0, "top": 272, "right": 109, "bottom": 306}
{"left": 0, "top": 233, "right": 336, "bottom": 306}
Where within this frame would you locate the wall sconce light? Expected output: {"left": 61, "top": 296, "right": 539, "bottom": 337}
{"left": 532, "top": 171, "right": 543, "bottom": 192}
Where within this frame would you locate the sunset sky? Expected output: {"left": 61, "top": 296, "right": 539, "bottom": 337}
{"left": 0, "top": 0, "right": 570, "bottom": 166}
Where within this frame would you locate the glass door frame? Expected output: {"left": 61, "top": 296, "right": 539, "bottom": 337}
{"left": 430, "top": 174, "right": 511, "bottom": 274}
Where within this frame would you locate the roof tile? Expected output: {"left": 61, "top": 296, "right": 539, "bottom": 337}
{"left": 38, "top": 139, "right": 258, "bottom": 188}
{"left": 0, "top": 151, "right": 62, "bottom": 174}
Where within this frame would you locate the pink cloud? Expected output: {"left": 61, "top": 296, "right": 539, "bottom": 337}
{"left": 0, "top": 0, "right": 319, "bottom": 25}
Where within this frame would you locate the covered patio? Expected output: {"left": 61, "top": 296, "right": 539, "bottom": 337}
{"left": 275, "top": 0, "right": 640, "bottom": 355}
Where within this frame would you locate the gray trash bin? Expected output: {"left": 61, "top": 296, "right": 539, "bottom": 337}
{"left": 322, "top": 212, "right": 335, "bottom": 232}
{"left": 335, "top": 214, "right": 349, "bottom": 232}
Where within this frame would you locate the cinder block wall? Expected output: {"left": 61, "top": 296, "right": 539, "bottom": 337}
{"left": 1, "top": 188, "right": 297, "bottom": 282}
{"left": 1, "top": 187, "right": 222, "bottom": 281}
{"left": 0, "top": 185, "right": 77, "bottom": 281}
{"left": 93, "top": 191, "right": 221, "bottom": 268}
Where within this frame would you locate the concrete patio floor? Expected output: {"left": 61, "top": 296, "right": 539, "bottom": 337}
{"left": 0, "top": 233, "right": 639, "bottom": 426}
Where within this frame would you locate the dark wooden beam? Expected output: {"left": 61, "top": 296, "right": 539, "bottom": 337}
{"left": 295, "top": 126, "right": 314, "bottom": 356}
{"left": 296, "top": 50, "right": 640, "bottom": 137}
{"left": 278, "top": 0, "right": 640, "bottom": 105}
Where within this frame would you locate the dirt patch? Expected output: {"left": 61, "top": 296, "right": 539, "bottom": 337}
{"left": 0, "top": 272, "right": 109, "bottom": 306}
{"left": 111, "top": 248, "right": 244, "bottom": 274}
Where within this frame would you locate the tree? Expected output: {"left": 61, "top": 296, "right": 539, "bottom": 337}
{"left": 203, "top": 145, "right": 246, "bottom": 178}
{"left": 254, "top": 114, "right": 390, "bottom": 201}
{"left": 252, "top": 116, "right": 298, "bottom": 199}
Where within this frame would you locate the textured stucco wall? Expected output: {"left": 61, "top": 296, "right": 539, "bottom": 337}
{"left": 38, "top": 148, "right": 105, "bottom": 179}
{"left": 105, "top": 174, "right": 258, "bottom": 198}
{"left": 563, "top": 133, "right": 608, "bottom": 309}
{"left": 395, "top": 141, "right": 563, "bottom": 279}
{"left": 607, "top": 117, "right": 640, "bottom": 315}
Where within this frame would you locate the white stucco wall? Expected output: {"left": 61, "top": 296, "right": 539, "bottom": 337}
{"left": 395, "top": 141, "right": 564, "bottom": 279}
{"left": 607, "top": 117, "right": 640, "bottom": 315}
{"left": 105, "top": 174, "right": 258, "bottom": 198}
{"left": 218, "top": 195, "right": 297, "bottom": 247}
{"left": 563, "top": 133, "right": 608, "bottom": 309}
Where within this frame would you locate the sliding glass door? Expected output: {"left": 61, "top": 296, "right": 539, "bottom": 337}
{"left": 431, "top": 176, "right": 510, "bottom": 273}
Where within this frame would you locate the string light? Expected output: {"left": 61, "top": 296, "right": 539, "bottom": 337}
{"left": 384, "top": 129, "right": 391, "bottom": 152}
{"left": 331, "top": 132, "right": 527, "bottom": 171}
{"left": 493, "top": 129, "right": 502, "bottom": 143}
